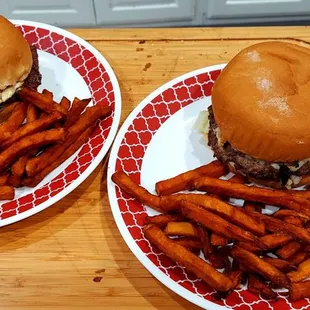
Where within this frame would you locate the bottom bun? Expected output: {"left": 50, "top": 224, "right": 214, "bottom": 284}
{"left": 227, "top": 163, "right": 310, "bottom": 189}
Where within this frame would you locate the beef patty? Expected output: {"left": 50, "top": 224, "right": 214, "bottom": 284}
{"left": 24, "top": 46, "right": 42, "bottom": 90}
{"left": 207, "top": 107, "right": 310, "bottom": 184}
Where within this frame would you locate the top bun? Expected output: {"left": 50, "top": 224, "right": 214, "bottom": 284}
{"left": 211, "top": 41, "right": 310, "bottom": 163}
{"left": 0, "top": 16, "right": 32, "bottom": 91}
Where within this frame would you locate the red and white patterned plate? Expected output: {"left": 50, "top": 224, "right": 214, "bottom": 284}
{"left": 107, "top": 65, "right": 309, "bottom": 310}
{"left": 0, "top": 20, "right": 121, "bottom": 227}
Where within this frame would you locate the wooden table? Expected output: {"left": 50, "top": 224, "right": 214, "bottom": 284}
{"left": 3, "top": 27, "right": 310, "bottom": 310}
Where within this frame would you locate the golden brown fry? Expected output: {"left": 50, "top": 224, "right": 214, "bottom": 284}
{"left": 146, "top": 214, "right": 184, "bottom": 228}
{"left": 20, "top": 87, "right": 67, "bottom": 116}
{"left": 289, "top": 252, "right": 309, "bottom": 266}
{"left": 193, "top": 176, "right": 310, "bottom": 216}
{"left": 11, "top": 155, "right": 29, "bottom": 177}
{"left": 273, "top": 209, "right": 310, "bottom": 221}
{"left": 277, "top": 241, "right": 302, "bottom": 260}
{"left": 1, "top": 112, "right": 62, "bottom": 149}
{"left": 160, "top": 193, "right": 265, "bottom": 236}
{"left": 181, "top": 201, "right": 266, "bottom": 248}
{"left": 0, "top": 102, "right": 27, "bottom": 143}
{"left": 290, "top": 280, "right": 310, "bottom": 301}
{"left": 0, "top": 186, "right": 14, "bottom": 200}
{"left": 247, "top": 211, "right": 310, "bottom": 244}
{"left": 23, "top": 125, "right": 95, "bottom": 187}
{"left": 26, "top": 105, "right": 111, "bottom": 177}
{"left": 0, "top": 174, "right": 8, "bottom": 186}
{"left": 111, "top": 171, "right": 162, "bottom": 212}
{"left": 260, "top": 233, "right": 293, "bottom": 249}
{"left": 60, "top": 96, "right": 70, "bottom": 111}
{"left": 262, "top": 257, "right": 297, "bottom": 272}
{"left": 173, "top": 237, "right": 203, "bottom": 249}
{"left": 164, "top": 222, "right": 200, "bottom": 238}
{"left": 247, "top": 274, "right": 277, "bottom": 300}
{"left": 155, "top": 160, "right": 227, "bottom": 196}
{"left": 26, "top": 104, "right": 39, "bottom": 123}
{"left": 211, "top": 233, "right": 227, "bottom": 247}
{"left": 7, "top": 174, "right": 22, "bottom": 187}
{"left": 288, "top": 258, "right": 310, "bottom": 282}
{"left": 283, "top": 216, "right": 305, "bottom": 227}
{"left": 143, "top": 224, "right": 233, "bottom": 292}
{"left": 64, "top": 97, "right": 91, "bottom": 128}
{"left": 0, "top": 128, "right": 65, "bottom": 173}
{"left": 231, "top": 246, "right": 290, "bottom": 288}
{"left": 236, "top": 242, "right": 260, "bottom": 253}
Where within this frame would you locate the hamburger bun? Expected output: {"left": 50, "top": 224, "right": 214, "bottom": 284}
{"left": 211, "top": 41, "right": 310, "bottom": 163}
{"left": 0, "top": 16, "right": 32, "bottom": 95}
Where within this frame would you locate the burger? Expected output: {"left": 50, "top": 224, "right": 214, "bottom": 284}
{"left": 206, "top": 41, "right": 310, "bottom": 188}
{"left": 0, "top": 15, "right": 41, "bottom": 104}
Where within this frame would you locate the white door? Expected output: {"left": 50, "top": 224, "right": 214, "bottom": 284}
{"left": 94, "top": 0, "right": 196, "bottom": 26}
{"left": 208, "top": 0, "right": 310, "bottom": 19}
{"left": 3, "top": 0, "right": 96, "bottom": 27}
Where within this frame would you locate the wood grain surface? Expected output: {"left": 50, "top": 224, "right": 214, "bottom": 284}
{"left": 2, "top": 26, "right": 310, "bottom": 310}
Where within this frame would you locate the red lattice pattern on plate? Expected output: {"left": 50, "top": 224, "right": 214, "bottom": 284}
{"left": 0, "top": 25, "right": 115, "bottom": 220}
{"left": 114, "top": 69, "right": 309, "bottom": 309}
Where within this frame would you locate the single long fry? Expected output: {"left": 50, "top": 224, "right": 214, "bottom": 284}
{"left": 0, "top": 186, "right": 14, "bottom": 200}
{"left": 193, "top": 176, "right": 310, "bottom": 215}
{"left": 290, "top": 280, "right": 310, "bottom": 301}
{"left": 164, "top": 222, "right": 200, "bottom": 238}
{"left": 64, "top": 98, "right": 91, "bottom": 128}
{"left": 160, "top": 193, "right": 265, "bottom": 236}
{"left": 274, "top": 209, "right": 310, "bottom": 221}
{"left": 1, "top": 112, "right": 62, "bottom": 149}
{"left": 26, "top": 104, "right": 39, "bottom": 123}
{"left": 289, "top": 252, "right": 309, "bottom": 266}
{"left": 283, "top": 216, "right": 305, "bottom": 227}
{"left": 262, "top": 258, "right": 296, "bottom": 272}
{"left": 111, "top": 171, "right": 161, "bottom": 212}
{"left": 19, "top": 87, "right": 67, "bottom": 116}
{"left": 180, "top": 201, "right": 266, "bottom": 248}
{"left": 247, "top": 211, "right": 310, "bottom": 244}
{"left": 143, "top": 224, "right": 233, "bottom": 291}
{"left": 211, "top": 233, "right": 227, "bottom": 246}
{"left": 288, "top": 258, "right": 310, "bottom": 282}
{"left": 173, "top": 237, "right": 203, "bottom": 249}
{"left": 11, "top": 155, "right": 30, "bottom": 177}
{"left": 0, "top": 102, "right": 27, "bottom": 143}
{"left": 23, "top": 125, "right": 95, "bottom": 187}
{"left": 26, "top": 105, "right": 111, "bottom": 177}
{"left": 229, "top": 174, "right": 246, "bottom": 184}
{"left": 247, "top": 274, "right": 277, "bottom": 300}
{"left": 155, "top": 160, "right": 227, "bottom": 196}
{"left": 231, "top": 246, "right": 290, "bottom": 288}
{"left": 0, "top": 128, "right": 65, "bottom": 173}
{"left": 277, "top": 241, "right": 302, "bottom": 260}
{"left": 260, "top": 233, "right": 293, "bottom": 249}
{"left": 60, "top": 96, "right": 70, "bottom": 111}
{"left": 146, "top": 214, "right": 184, "bottom": 228}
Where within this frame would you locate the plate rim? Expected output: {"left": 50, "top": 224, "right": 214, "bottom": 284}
{"left": 0, "top": 19, "right": 122, "bottom": 227}
{"left": 107, "top": 64, "right": 228, "bottom": 310}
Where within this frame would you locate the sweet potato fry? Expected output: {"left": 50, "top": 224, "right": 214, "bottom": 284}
{"left": 273, "top": 209, "right": 310, "bottom": 221}
{"left": 193, "top": 176, "right": 310, "bottom": 215}
{"left": 290, "top": 280, "right": 310, "bottom": 301}
{"left": 288, "top": 258, "right": 310, "bottom": 282}
{"left": 244, "top": 202, "right": 263, "bottom": 213}
{"left": 60, "top": 96, "right": 70, "bottom": 111}
{"left": 146, "top": 214, "right": 184, "bottom": 228}
{"left": 247, "top": 274, "right": 277, "bottom": 300}
{"left": 0, "top": 174, "right": 8, "bottom": 186}
{"left": 283, "top": 216, "right": 305, "bottom": 227}
{"left": 209, "top": 248, "right": 231, "bottom": 270}
{"left": 23, "top": 125, "right": 96, "bottom": 187}
{"left": 246, "top": 210, "right": 310, "bottom": 244}
{"left": 111, "top": 171, "right": 161, "bottom": 212}
{"left": 236, "top": 242, "right": 261, "bottom": 253}
{"left": 42, "top": 89, "right": 53, "bottom": 99}
{"left": 7, "top": 174, "right": 21, "bottom": 187}
{"left": 1, "top": 112, "right": 62, "bottom": 149}
{"left": 64, "top": 97, "right": 91, "bottom": 128}
{"left": 160, "top": 193, "right": 265, "bottom": 236}
{"left": 263, "top": 257, "right": 297, "bottom": 272}
{"left": 0, "top": 102, "right": 27, "bottom": 143}
{"left": 0, "top": 186, "right": 14, "bottom": 200}
{"left": 289, "top": 251, "right": 309, "bottom": 266}
{"left": 26, "top": 105, "right": 112, "bottom": 177}
{"left": 0, "top": 128, "right": 65, "bottom": 173}
{"left": 211, "top": 233, "right": 227, "bottom": 246}
{"left": 277, "top": 241, "right": 302, "bottom": 260}
{"left": 164, "top": 222, "right": 200, "bottom": 238}
{"left": 0, "top": 102, "right": 19, "bottom": 123}
{"left": 26, "top": 104, "right": 39, "bottom": 123}
{"left": 260, "top": 233, "right": 293, "bottom": 249}
{"left": 197, "top": 226, "right": 212, "bottom": 259}
{"left": 11, "top": 155, "right": 30, "bottom": 177}
{"left": 155, "top": 160, "right": 227, "bottom": 196}
{"left": 143, "top": 224, "right": 233, "bottom": 291}
{"left": 20, "top": 87, "right": 68, "bottom": 116}
{"left": 231, "top": 246, "right": 290, "bottom": 288}
{"left": 229, "top": 174, "right": 246, "bottom": 184}
{"left": 226, "top": 270, "right": 243, "bottom": 290}
{"left": 180, "top": 201, "right": 266, "bottom": 248}
{"left": 173, "top": 237, "right": 202, "bottom": 249}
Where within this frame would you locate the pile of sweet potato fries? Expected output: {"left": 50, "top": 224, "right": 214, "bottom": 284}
{"left": 112, "top": 161, "right": 310, "bottom": 301}
{"left": 0, "top": 87, "right": 111, "bottom": 199}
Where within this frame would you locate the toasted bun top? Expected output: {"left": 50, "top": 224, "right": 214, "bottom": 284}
{"left": 211, "top": 41, "right": 310, "bottom": 162}
{"left": 0, "top": 16, "right": 32, "bottom": 91}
